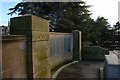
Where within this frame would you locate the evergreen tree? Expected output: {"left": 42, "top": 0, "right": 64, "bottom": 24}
{"left": 8, "top": 2, "right": 91, "bottom": 33}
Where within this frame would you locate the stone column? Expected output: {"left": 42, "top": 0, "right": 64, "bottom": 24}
{"left": 10, "top": 15, "right": 51, "bottom": 78}
{"left": 72, "top": 30, "right": 82, "bottom": 61}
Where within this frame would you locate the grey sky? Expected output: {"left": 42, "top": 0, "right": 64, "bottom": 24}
{"left": 86, "top": 0, "right": 119, "bottom": 26}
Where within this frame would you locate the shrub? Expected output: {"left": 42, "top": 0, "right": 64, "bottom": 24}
{"left": 82, "top": 46, "right": 109, "bottom": 61}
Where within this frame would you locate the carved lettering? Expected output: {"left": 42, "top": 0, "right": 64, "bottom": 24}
{"left": 32, "top": 31, "right": 49, "bottom": 41}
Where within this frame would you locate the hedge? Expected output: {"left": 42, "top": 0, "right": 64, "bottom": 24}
{"left": 82, "top": 46, "right": 109, "bottom": 61}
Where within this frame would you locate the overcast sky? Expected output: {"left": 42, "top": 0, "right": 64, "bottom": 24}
{"left": 0, "top": 0, "right": 119, "bottom": 26}
{"left": 85, "top": 0, "right": 119, "bottom": 26}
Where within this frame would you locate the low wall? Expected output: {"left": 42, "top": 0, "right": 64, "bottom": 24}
{"left": 104, "top": 53, "right": 120, "bottom": 79}
{"left": 6, "top": 15, "right": 81, "bottom": 78}
{"left": 50, "top": 32, "right": 73, "bottom": 70}
{"left": 82, "top": 46, "right": 109, "bottom": 61}
{"left": 2, "top": 35, "right": 27, "bottom": 78}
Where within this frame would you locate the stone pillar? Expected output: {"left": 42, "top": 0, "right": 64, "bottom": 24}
{"left": 10, "top": 15, "right": 51, "bottom": 78}
{"left": 72, "top": 30, "right": 82, "bottom": 61}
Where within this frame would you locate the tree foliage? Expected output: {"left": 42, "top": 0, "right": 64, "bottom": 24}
{"left": 113, "top": 22, "right": 120, "bottom": 43}
{"left": 8, "top": 2, "right": 91, "bottom": 32}
{"left": 8, "top": 1, "right": 116, "bottom": 46}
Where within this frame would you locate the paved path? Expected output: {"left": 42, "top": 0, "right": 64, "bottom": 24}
{"left": 56, "top": 61, "right": 105, "bottom": 80}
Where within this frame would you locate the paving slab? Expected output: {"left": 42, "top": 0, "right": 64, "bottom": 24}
{"left": 57, "top": 61, "right": 105, "bottom": 80}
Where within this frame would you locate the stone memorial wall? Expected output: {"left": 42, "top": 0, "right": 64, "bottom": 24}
{"left": 10, "top": 15, "right": 51, "bottom": 78}
{"left": 1, "top": 15, "right": 82, "bottom": 78}
{"left": 50, "top": 32, "right": 73, "bottom": 70}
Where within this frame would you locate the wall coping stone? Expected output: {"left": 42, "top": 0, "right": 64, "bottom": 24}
{"left": 105, "top": 52, "right": 120, "bottom": 65}
{"left": 50, "top": 32, "right": 72, "bottom": 35}
{"left": 2, "top": 35, "right": 26, "bottom": 41}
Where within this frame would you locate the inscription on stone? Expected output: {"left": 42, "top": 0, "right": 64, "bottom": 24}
{"left": 32, "top": 31, "right": 49, "bottom": 41}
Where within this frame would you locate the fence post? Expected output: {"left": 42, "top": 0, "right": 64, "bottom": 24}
{"left": 10, "top": 15, "right": 51, "bottom": 78}
{"left": 72, "top": 30, "right": 82, "bottom": 61}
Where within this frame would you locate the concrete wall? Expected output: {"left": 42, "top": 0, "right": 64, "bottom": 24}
{"left": 50, "top": 32, "right": 73, "bottom": 70}
{"left": 2, "top": 35, "right": 27, "bottom": 78}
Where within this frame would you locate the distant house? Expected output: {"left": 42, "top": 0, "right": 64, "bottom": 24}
{"left": 0, "top": 25, "right": 9, "bottom": 35}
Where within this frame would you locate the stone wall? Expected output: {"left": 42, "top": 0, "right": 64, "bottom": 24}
{"left": 4, "top": 15, "right": 82, "bottom": 78}
{"left": 2, "top": 35, "right": 27, "bottom": 78}
{"left": 104, "top": 52, "right": 120, "bottom": 79}
{"left": 73, "top": 30, "right": 82, "bottom": 61}
{"left": 50, "top": 32, "right": 73, "bottom": 70}
{"left": 10, "top": 15, "right": 51, "bottom": 78}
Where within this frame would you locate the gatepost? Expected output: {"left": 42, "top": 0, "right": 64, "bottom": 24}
{"left": 10, "top": 15, "right": 51, "bottom": 78}
{"left": 73, "top": 30, "right": 82, "bottom": 61}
